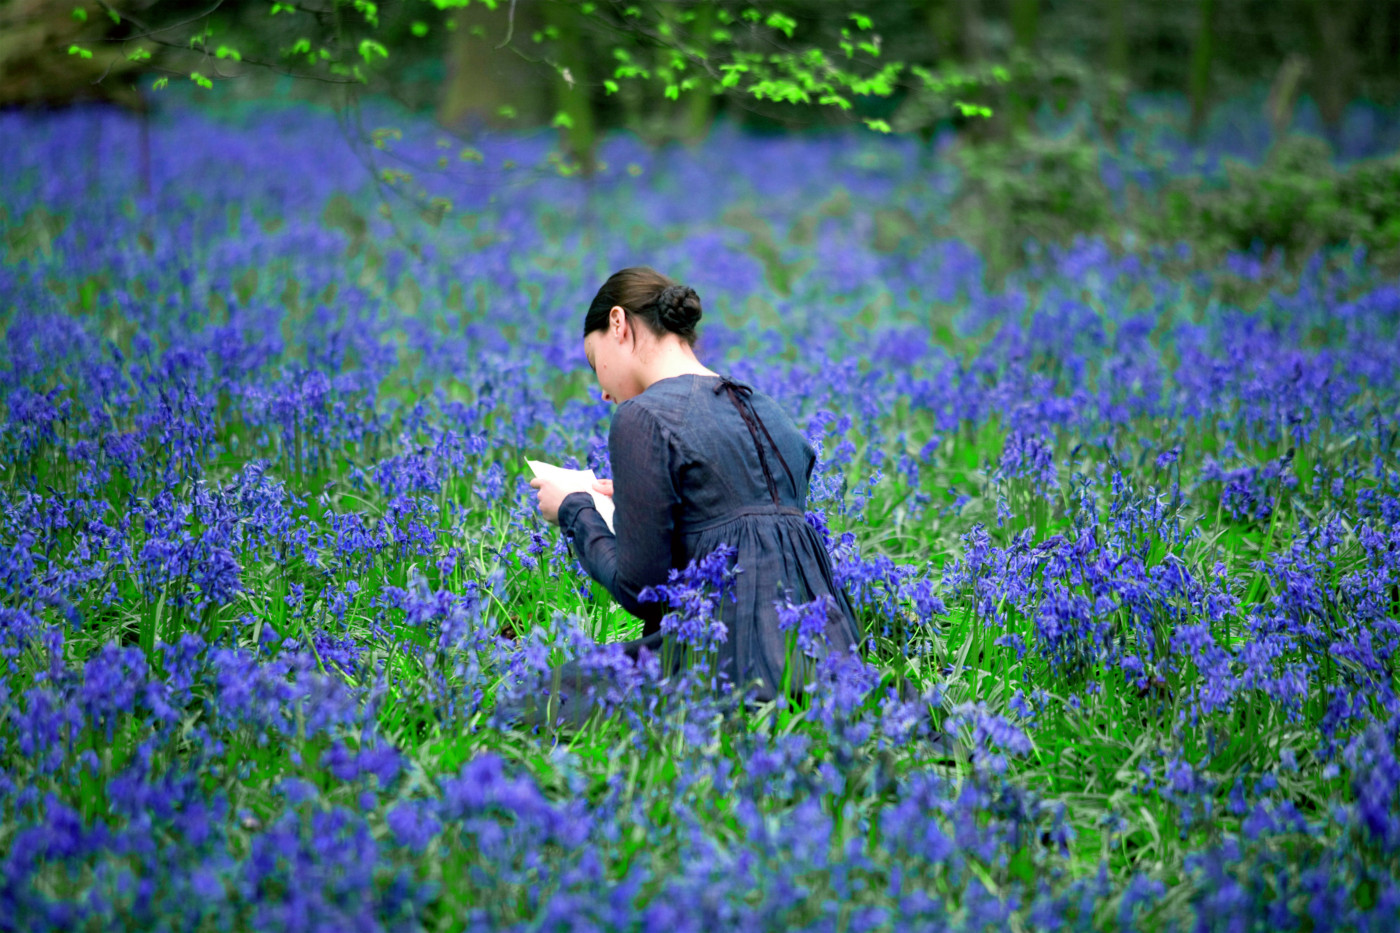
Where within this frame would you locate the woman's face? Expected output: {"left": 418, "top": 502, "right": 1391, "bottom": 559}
{"left": 583, "top": 305, "right": 642, "bottom": 405}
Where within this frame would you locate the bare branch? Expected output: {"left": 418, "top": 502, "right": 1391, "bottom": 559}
{"left": 495, "top": 0, "right": 518, "bottom": 50}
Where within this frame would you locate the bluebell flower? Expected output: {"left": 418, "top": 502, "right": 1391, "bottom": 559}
{"left": 638, "top": 544, "right": 741, "bottom": 651}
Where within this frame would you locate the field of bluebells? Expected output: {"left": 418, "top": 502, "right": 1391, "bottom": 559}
{"left": 3, "top": 90, "right": 1400, "bottom": 931}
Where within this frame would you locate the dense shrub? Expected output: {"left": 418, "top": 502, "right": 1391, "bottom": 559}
{"left": 1152, "top": 135, "right": 1400, "bottom": 256}
{"left": 948, "top": 126, "right": 1400, "bottom": 270}
{"left": 953, "top": 129, "right": 1114, "bottom": 264}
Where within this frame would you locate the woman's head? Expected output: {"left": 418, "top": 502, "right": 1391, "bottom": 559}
{"left": 582, "top": 266, "right": 702, "bottom": 345}
{"left": 582, "top": 267, "right": 704, "bottom": 403}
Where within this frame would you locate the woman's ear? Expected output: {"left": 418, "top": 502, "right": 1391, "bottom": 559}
{"left": 610, "top": 305, "right": 626, "bottom": 335}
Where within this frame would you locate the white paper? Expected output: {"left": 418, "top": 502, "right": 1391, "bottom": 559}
{"left": 525, "top": 458, "right": 615, "bottom": 533}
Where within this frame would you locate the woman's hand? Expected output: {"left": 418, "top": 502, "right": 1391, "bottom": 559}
{"left": 529, "top": 476, "right": 614, "bottom": 525}
{"left": 529, "top": 477, "right": 568, "bottom": 525}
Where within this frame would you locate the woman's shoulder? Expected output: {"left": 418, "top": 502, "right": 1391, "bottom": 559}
{"left": 614, "top": 375, "right": 724, "bottom": 448}
{"left": 611, "top": 391, "right": 680, "bottom": 442}
{"left": 629, "top": 374, "right": 713, "bottom": 418}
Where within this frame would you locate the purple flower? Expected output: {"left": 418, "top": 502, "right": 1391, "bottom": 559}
{"left": 638, "top": 543, "right": 741, "bottom": 651}
{"left": 386, "top": 800, "right": 442, "bottom": 851}
{"left": 774, "top": 593, "right": 839, "bottom": 659}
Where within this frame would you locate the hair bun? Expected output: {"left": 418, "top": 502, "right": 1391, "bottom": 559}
{"left": 653, "top": 284, "right": 702, "bottom": 334}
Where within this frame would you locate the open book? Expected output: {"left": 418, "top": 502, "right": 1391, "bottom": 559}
{"left": 525, "top": 458, "right": 616, "bottom": 534}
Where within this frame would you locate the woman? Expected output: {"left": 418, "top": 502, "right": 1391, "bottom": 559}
{"left": 526, "top": 266, "right": 864, "bottom": 723}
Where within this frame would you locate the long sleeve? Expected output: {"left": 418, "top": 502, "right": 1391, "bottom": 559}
{"left": 558, "top": 400, "right": 682, "bottom": 634}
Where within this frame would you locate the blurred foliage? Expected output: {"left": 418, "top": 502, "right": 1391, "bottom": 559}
{"left": 22, "top": 1, "right": 1003, "bottom": 153}
{"left": 952, "top": 128, "right": 1115, "bottom": 259}
{"left": 1153, "top": 137, "right": 1400, "bottom": 258}
{"left": 9, "top": 0, "right": 1400, "bottom": 275}
{"left": 940, "top": 122, "right": 1400, "bottom": 280}
{"left": 0, "top": 0, "right": 151, "bottom": 108}
{"left": 16, "top": 1, "right": 1400, "bottom": 142}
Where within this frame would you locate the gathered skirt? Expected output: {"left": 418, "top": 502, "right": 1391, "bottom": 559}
{"left": 504, "top": 510, "right": 864, "bottom": 729}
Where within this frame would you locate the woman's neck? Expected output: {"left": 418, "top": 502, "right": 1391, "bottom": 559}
{"left": 638, "top": 340, "right": 719, "bottom": 389}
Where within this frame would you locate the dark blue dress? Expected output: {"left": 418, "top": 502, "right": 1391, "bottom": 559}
{"left": 555, "top": 373, "right": 863, "bottom": 708}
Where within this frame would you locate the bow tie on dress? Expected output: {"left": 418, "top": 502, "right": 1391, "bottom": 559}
{"left": 713, "top": 376, "right": 796, "bottom": 506}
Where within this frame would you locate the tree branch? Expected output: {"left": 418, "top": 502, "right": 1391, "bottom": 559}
{"left": 495, "top": 0, "right": 518, "bottom": 50}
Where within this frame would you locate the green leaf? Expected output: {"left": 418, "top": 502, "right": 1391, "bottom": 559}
{"left": 849, "top": 13, "right": 872, "bottom": 30}
{"left": 552, "top": 111, "right": 574, "bottom": 129}
{"left": 954, "top": 101, "right": 994, "bottom": 119}
{"left": 106, "top": 7, "right": 119, "bottom": 23}
{"left": 863, "top": 118, "right": 892, "bottom": 133}
{"left": 411, "top": 21, "right": 429, "bottom": 37}
{"left": 358, "top": 39, "right": 388, "bottom": 63}
{"left": 127, "top": 48, "right": 151, "bottom": 62}
{"left": 215, "top": 45, "right": 242, "bottom": 61}
{"left": 458, "top": 146, "right": 484, "bottom": 163}
{"left": 71, "top": 7, "right": 87, "bottom": 22}
{"left": 497, "top": 104, "right": 517, "bottom": 119}
{"left": 602, "top": 79, "right": 619, "bottom": 95}
{"left": 67, "top": 44, "right": 93, "bottom": 59}
{"left": 190, "top": 72, "right": 213, "bottom": 89}
{"left": 290, "top": 38, "right": 311, "bottom": 56}
{"left": 152, "top": 76, "right": 168, "bottom": 90}
{"left": 270, "top": 2, "right": 295, "bottom": 13}
{"left": 665, "top": 84, "right": 679, "bottom": 100}
{"left": 765, "top": 12, "right": 796, "bottom": 38}
{"left": 353, "top": 0, "right": 379, "bottom": 27}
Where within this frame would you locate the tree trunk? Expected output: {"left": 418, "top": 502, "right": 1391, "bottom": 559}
{"left": 437, "top": 0, "right": 548, "bottom": 131}
{"left": 1188, "top": 0, "right": 1216, "bottom": 141}
{"left": 1309, "top": 0, "right": 1357, "bottom": 146}
{"left": 1011, "top": 0, "right": 1039, "bottom": 50}
{"left": 1265, "top": 54, "right": 1309, "bottom": 140}
{"left": 958, "top": 0, "right": 984, "bottom": 62}
{"left": 917, "top": 0, "right": 961, "bottom": 152}
{"left": 1106, "top": 0, "right": 1128, "bottom": 96}
{"left": 1009, "top": 0, "right": 1038, "bottom": 132}
{"left": 0, "top": 0, "right": 147, "bottom": 109}
{"left": 682, "top": 2, "right": 715, "bottom": 144}
{"left": 543, "top": 0, "right": 598, "bottom": 174}
{"left": 925, "top": 0, "right": 959, "bottom": 60}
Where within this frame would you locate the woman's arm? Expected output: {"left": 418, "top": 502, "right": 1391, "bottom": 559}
{"left": 558, "top": 401, "right": 680, "bottom": 631}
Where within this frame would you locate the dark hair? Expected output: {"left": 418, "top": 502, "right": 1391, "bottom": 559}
{"left": 583, "top": 266, "right": 702, "bottom": 346}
